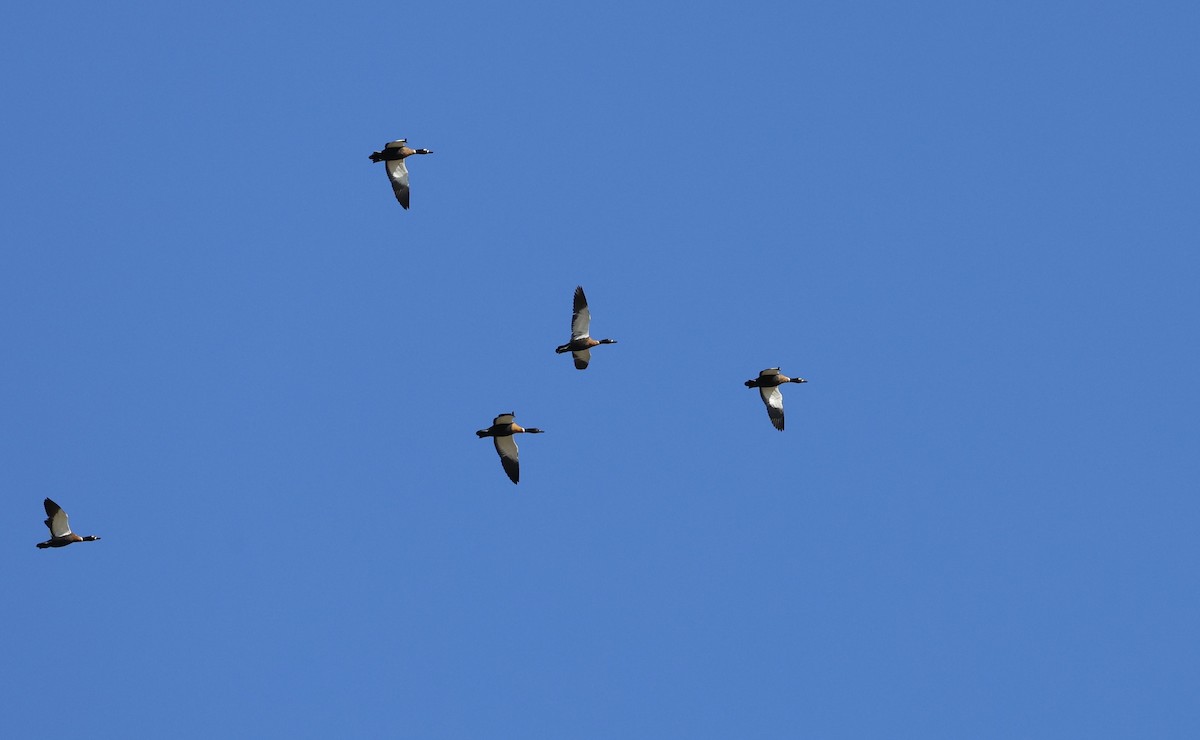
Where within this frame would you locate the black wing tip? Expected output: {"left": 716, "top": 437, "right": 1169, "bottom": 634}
{"left": 501, "top": 458, "right": 520, "bottom": 484}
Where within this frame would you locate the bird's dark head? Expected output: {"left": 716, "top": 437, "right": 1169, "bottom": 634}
{"left": 792, "top": 377, "right": 808, "bottom": 384}
{"left": 82, "top": 535, "right": 101, "bottom": 542}
{"left": 525, "top": 428, "right": 545, "bottom": 434}
{"left": 414, "top": 148, "right": 433, "bottom": 155}
{"left": 598, "top": 338, "right": 617, "bottom": 345}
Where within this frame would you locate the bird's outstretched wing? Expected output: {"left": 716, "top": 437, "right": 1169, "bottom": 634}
{"left": 43, "top": 498, "right": 73, "bottom": 537}
{"left": 494, "top": 435, "right": 520, "bottom": 484}
{"left": 571, "top": 286, "right": 591, "bottom": 340}
{"left": 759, "top": 386, "right": 785, "bottom": 431}
{"left": 386, "top": 159, "right": 411, "bottom": 209}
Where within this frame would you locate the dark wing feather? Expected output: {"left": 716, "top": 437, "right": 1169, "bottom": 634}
{"left": 570, "top": 286, "right": 591, "bottom": 339}
{"left": 386, "top": 159, "right": 411, "bottom": 209}
{"left": 42, "top": 498, "right": 73, "bottom": 536}
{"left": 760, "top": 386, "right": 785, "bottom": 431}
{"left": 494, "top": 435, "right": 520, "bottom": 484}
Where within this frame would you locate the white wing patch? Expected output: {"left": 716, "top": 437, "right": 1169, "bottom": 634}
{"left": 495, "top": 435, "right": 519, "bottom": 461}
{"left": 761, "top": 386, "right": 785, "bottom": 430}
{"left": 387, "top": 159, "right": 409, "bottom": 188}
{"left": 762, "top": 386, "right": 784, "bottom": 411}
{"left": 49, "top": 509, "right": 73, "bottom": 538}
{"left": 571, "top": 303, "right": 591, "bottom": 340}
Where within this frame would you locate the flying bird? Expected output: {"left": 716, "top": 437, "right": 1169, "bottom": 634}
{"left": 368, "top": 138, "right": 433, "bottom": 209}
{"left": 476, "top": 412, "right": 544, "bottom": 484}
{"left": 555, "top": 286, "right": 618, "bottom": 370}
{"left": 745, "top": 368, "right": 808, "bottom": 431}
{"left": 36, "top": 498, "right": 101, "bottom": 549}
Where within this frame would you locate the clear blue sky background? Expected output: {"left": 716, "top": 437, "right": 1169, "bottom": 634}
{"left": 3, "top": 1, "right": 1198, "bottom": 737}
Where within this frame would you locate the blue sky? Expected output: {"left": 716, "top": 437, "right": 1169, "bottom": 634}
{"left": 3, "top": 1, "right": 1199, "bottom": 737}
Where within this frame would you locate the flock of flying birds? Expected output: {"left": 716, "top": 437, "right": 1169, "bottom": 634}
{"left": 32, "top": 137, "right": 809, "bottom": 548}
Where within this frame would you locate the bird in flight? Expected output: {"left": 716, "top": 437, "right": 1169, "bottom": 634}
{"left": 555, "top": 285, "right": 618, "bottom": 370}
{"left": 744, "top": 368, "right": 808, "bottom": 431}
{"left": 36, "top": 498, "right": 102, "bottom": 549}
{"left": 476, "top": 412, "right": 545, "bottom": 484}
{"left": 368, "top": 138, "right": 433, "bottom": 209}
